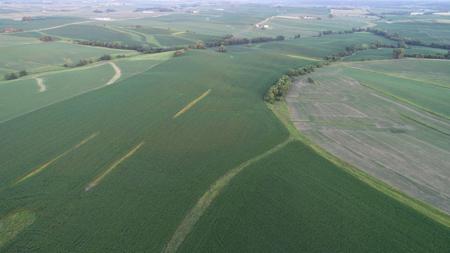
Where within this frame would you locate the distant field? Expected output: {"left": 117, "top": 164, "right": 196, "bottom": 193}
{"left": 344, "top": 46, "right": 449, "bottom": 61}
{"left": 259, "top": 32, "right": 396, "bottom": 58}
{"left": 0, "top": 63, "right": 115, "bottom": 122}
{"left": 239, "top": 16, "right": 371, "bottom": 38}
{"left": 0, "top": 16, "right": 84, "bottom": 32}
{"left": 375, "top": 21, "right": 450, "bottom": 44}
{"left": 287, "top": 59, "right": 450, "bottom": 214}
{"left": 0, "top": 39, "right": 133, "bottom": 75}
{"left": 44, "top": 24, "right": 145, "bottom": 47}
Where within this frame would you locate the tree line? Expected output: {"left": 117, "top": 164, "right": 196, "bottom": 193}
{"left": 264, "top": 61, "right": 331, "bottom": 103}
{"left": 316, "top": 27, "right": 450, "bottom": 51}
{"left": 75, "top": 34, "right": 285, "bottom": 54}
{"left": 204, "top": 35, "right": 285, "bottom": 47}
{"left": 4, "top": 70, "right": 28, "bottom": 80}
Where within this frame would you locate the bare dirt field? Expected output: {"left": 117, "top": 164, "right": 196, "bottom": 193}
{"left": 287, "top": 65, "right": 450, "bottom": 214}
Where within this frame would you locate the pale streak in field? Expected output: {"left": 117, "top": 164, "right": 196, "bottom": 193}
{"left": 106, "top": 62, "right": 122, "bottom": 86}
{"left": 173, "top": 89, "right": 211, "bottom": 119}
{"left": 14, "top": 132, "right": 99, "bottom": 185}
{"left": 162, "top": 138, "right": 292, "bottom": 253}
{"left": 35, "top": 77, "right": 46, "bottom": 93}
{"left": 85, "top": 142, "right": 144, "bottom": 192}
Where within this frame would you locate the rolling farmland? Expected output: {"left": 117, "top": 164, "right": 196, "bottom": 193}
{"left": 1, "top": 2, "right": 450, "bottom": 252}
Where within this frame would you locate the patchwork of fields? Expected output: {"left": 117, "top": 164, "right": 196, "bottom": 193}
{"left": 1, "top": 5, "right": 450, "bottom": 253}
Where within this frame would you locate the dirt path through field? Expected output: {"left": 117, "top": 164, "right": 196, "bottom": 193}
{"left": 31, "top": 21, "right": 93, "bottom": 32}
{"left": 173, "top": 89, "right": 211, "bottom": 119}
{"left": 106, "top": 62, "right": 122, "bottom": 85}
{"left": 162, "top": 138, "right": 292, "bottom": 253}
{"left": 14, "top": 132, "right": 99, "bottom": 185}
{"left": 85, "top": 142, "right": 144, "bottom": 192}
{"left": 35, "top": 77, "right": 46, "bottom": 92}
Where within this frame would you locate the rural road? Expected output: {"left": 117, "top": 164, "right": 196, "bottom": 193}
{"left": 31, "top": 21, "right": 93, "bottom": 32}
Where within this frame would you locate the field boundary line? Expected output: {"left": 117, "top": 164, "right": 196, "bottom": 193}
{"left": 162, "top": 138, "right": 292, "bottom": 253}
{"left": 85, "top": 141, "right": 144, "bottom": 192}
{"left": 173, "top": 89, "right": 211, "bottom": 119}
{"left": 13, "top": 132, "right": 99, "bottom": 186}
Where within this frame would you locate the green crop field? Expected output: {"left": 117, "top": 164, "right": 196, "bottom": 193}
{"left": 342, "top": 63, "right": 450, "bottom": 118}
{"left": 179, "top": 141, "right": 450, "bottom": 253}
{"left": 44, "top": 24, "right": 145, "bottom": 47}
{"left": 259, "top": 32, "right": 396, "bottom": 59}
{"left": 375, "top": 21, "right": 450, "bottom": 44}
{"left": 0, "top": 39, "right": 134, "bottom": 75}
{"left": 1, "top": 2, "right": 450, "bottom": 252}
{"left": 0, "top": 16, "right": 84, "bottom": 32}
{"left": 0, "top": 63, "right": 115, "bottom": 122}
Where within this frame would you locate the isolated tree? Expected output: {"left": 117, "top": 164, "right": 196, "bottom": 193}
{"left": 307, "top": 77, "right": 315, "bottom": 84}
{"left": 392, "top": 48, "right": 405, "bottom": 59}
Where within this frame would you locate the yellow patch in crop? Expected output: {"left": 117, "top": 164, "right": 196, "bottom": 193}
{"left": 85, "top": 142, "right": 145, "bottom": 192}
{"left": 14, "top": 132, "right": 99, "bottom": 185}
{"left": 173, "top": 89, "right": 211, "bottom": 119}
{"left": 0, "top": 210, "right": 36, "bottom": 248}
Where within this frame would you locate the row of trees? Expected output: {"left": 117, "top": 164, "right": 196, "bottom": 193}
{"left": 264, "top": 75, "right": 292, "bottom": 103}
{"left": 264, "top": 60, "right": 332, "bottom": 103}
{"left": 323, "top": 41, "right": 395, "bottom": 62}
{"left": 74, "top": 34, "right": 286, "bottom": 56}
{"left": 4, "top": 70, "right": 28, "bottom": 80}
{"left": 76, "top": 40, "right": 188, "bottom": 54}
{"left": 63, "top": 54, "right": 115, "bottom": 68}
{"left": 404, "top": 51, "right": 450, "bottom": 60}
{"left": 205, "top": 35, "right": 285, "bottom": 48}
{"left": 318, "top": 27, "right": 450, "bottom": 51}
